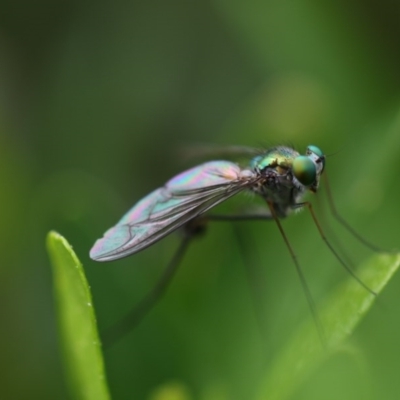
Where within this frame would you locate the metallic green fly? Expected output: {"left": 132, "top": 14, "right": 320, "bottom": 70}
{"left": 90, "top": 145, "right": 376, "bottom": 346}
{"left": 90, "top": 145, "right": 325, "bottom": 260}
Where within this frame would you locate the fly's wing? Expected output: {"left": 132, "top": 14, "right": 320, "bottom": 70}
{"left": 90, "top": 161, "right": 258, "bottom": 261}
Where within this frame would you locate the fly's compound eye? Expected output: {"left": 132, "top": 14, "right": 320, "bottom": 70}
{"left": 292, "top": 155, "right": 316, "bottom": 186}
{"left": 307, "top": 145, "right": 323, "bottom": 158}
{"left": 307, "top": 144, "right": 325, "bottom": 171}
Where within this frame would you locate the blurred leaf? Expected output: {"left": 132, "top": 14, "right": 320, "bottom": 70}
{"left": 148, "top": 381, "right": 192, "bottom": 400}
{"left": 46, "top": 231, "right": 111, "bottom": 400}
{"left": 257, "top": 252, "right": 400, "bottom": 400}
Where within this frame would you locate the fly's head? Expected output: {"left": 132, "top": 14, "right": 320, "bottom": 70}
{"left": 292, "top": 145, "right": 325, "bottom": 193}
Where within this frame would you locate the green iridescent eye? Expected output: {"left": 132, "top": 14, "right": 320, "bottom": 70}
{"left": 307, "top": 144, "right": 325, "bottom": 170}
{"left": 293, "top": 156, "right": 316, "bottom": 186}
{"left": 307, "top": 145, "right": 323, "bottom": 157}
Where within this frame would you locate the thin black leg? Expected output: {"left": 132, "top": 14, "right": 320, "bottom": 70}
{"left": 298, "top": 200, "right": 377, "bottom": 296}
{"left": 102, "top": 213, "right": 272, "bottom": 348}
{"left": 231, "top": 223, "right": 270, "bottom": 341}
{"left": 267, "top": 201, "right": 327, "bottom": 348}
{"left": 207, "top": 213, "right": 273, "bottom": 222}
{"left": 102, "top": 234, "right": 192, "bottom": 348}
{"left": 323, "top": 171, "right": 385, "bottom": 253}
{"left": 313, "top": 193, "right": 355, "bottom": 270}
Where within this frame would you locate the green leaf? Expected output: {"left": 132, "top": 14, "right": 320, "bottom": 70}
{"left": 46, "top": 231, "right": 111, "bottom": 400}
{"left": 256, "top": 252, "right": 400, "bottom": 400}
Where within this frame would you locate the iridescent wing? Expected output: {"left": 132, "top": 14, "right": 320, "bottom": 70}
{"left": 90, "top": 161, "right": 259, "bottom": 261}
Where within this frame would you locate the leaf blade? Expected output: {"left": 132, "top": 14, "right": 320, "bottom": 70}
{"left": 46, "top": 231, "right": 111, "bottom": 400}
{"left": 257, "top": 252, "right": 400, "bottom": 400}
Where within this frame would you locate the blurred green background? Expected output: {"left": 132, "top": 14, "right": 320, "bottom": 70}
{"left": 2, "top": 0, "right": 400, "bottom": 399}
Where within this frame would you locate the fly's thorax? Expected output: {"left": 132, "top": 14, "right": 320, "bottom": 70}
{"left": 248, "top": 147, "right": 302, "bottom": 217}
{"left": 249, "top": 146, "right": 300, "bottom": 173}
{"left": 250, "top": 146, "right": 302, "bottom": 193}
{"left": 253, "top": 167, "right": 306, "bottom": 216}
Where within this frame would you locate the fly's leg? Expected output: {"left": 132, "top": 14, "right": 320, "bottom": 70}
{"left": 313, "top": 193, "right": 355, "bottom": 269}
{"left": 207, "top": 213, "right": 273, "bottom": 222}
{"left": 323, "top": 171, "right": 386, "bottom": 253}
{"left": 232, "top": 223, "right": 268, "bottom": 342}
{"left": 208, "top": 212, "right": 274, "bottom": 337}
{"left": 102, "top": 224, "right": 199, "bottom": 348}
{"left": 102, "top": 214, "right": 269, "bottom": 348}
{"left": 266, "top": 202, "right": 327, "bottom": 348}
{"left": 208, "top": 211, "right": 325, "bottom": 348}
{"left": 294, "top": 200, "right": 377, "bottom": 296}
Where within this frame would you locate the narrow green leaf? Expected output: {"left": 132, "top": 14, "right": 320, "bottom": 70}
{"left": 46, "top": 231, "right": 111, "bottom": 400}
{"left": 257, "top": 253, "right": 400, "bottom": 400}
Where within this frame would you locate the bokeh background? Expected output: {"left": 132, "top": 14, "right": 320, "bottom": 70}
{"left": 2, "top": 1, "right": 400, "bottom": 399}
